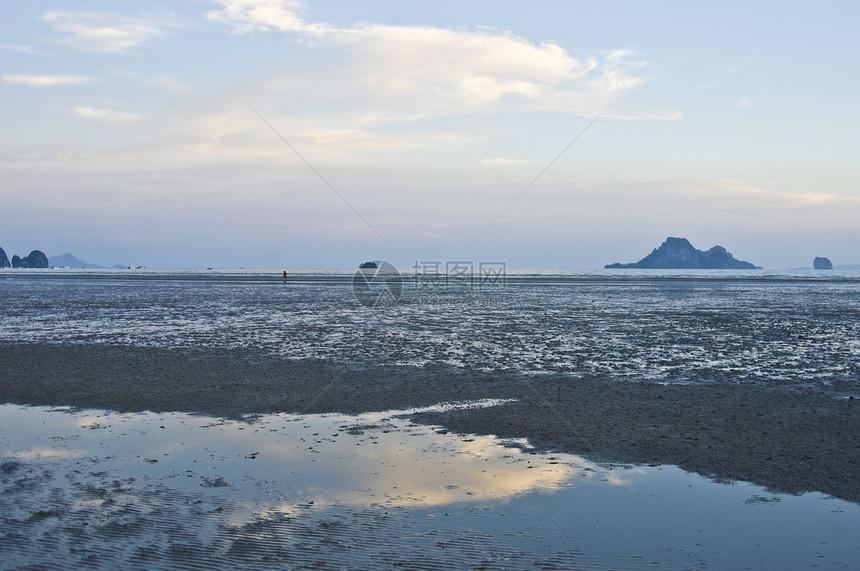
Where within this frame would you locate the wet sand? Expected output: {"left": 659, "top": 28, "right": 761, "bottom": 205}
{"left": 2, "top": 342, "right": 858, "bottom": 503}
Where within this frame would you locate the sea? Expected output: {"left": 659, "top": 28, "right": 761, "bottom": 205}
{"left": 1, "top": 267, "right": 860, "bottom": 569}
{"left": 2, "top": 267, "right": 859, "bottom": 395}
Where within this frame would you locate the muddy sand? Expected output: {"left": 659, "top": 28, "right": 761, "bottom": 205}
{"left": 2, "top": 342, "right": 858, "bottom": 504}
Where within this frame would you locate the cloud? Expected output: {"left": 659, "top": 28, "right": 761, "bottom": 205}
{"left": 2, "top": 74, "right": 92, "bottom": 87}
{"left": 615, "top": 178, "right": 850, "bottom": 219}
{"left": 701, "top": 178, "right": 843, "bottom": 207}
{"left": 41, "top": 10, "right": 166, "bottom": 53}
{"left": 737, "top": 96, "right": 768, "bottom": 109}
{"left": 343, "top": 28, "right": 636, "bottom": 114}
{"left": 482, "top": 158, "right": 533, "bottom": 167}
{"left": 0, "top": 43, "right": 52, "bottom": 56}
{"left": 73, "top": 106, "right": 146, "bottom": 124}
{"left": 210, "top": 0, "right": 649, "bottom": 117}
{"left": 208, "top": 0, "right": 319, "bottom": 34}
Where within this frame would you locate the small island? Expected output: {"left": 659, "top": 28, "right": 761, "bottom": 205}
{"left": 606, "top": 237, "right": 761, "bottom": 269}
{"left": 1, "top": 248, "right": 127, "bottom": 269}
{"left": 813, "top": 257, "right": 833, "bottom": 270}
{"left": 2, "top": 249, "right": 50, "bottom": 269}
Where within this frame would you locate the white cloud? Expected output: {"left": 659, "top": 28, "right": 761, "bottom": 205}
{"left": 482, "top": 158, "right": 533, "bottom": 167}
{"left": 342, "top": 27, "right": 630, "bottom": 114}
{"left": 207, "top": 0, "right": 319, "bottom": 34}
{"left": 151, "top": 106, "right": 479, "bottom": 161}
{"left": 737, "top": 96, "right": 768, "bottom": 109}
{"left": 42, "top": 10, "right": 166, "bottom": 53}
{"left": 210, "top": 0, "right": 648, "bottom": 117}
{"left": 73, "top": 106, "right": 146, "bottom": 124}
{"left": 2, "top": 74, "right": 92, "bottom": 87}
{"left": 622, "top": 178, "right": 848, "bottom": 215}
{"left": 0, "top": 43, "right": 51, "bottom": 56}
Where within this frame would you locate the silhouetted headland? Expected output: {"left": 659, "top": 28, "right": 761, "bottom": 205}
{"left": 606, "top": 237, "right": 761, "bottom": 269}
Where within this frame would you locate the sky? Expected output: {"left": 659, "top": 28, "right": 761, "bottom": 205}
{"left": 2, "top": 0, "right": 858, "bottom": 269}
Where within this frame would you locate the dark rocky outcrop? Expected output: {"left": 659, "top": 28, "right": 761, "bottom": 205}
{"left": 606, "top": 237, "right": 761, "bottom": 269}
{"left": 358, "top": 261, "right": 379, "bottom": 269}
{"left": 813, "top": 257, "right": 833, "bottom": 270}
{"left": 0, "top": 247, "right": 9, "bottom": 268}
{"left": 11, "top": 250, "right": 49, "bottom": 269}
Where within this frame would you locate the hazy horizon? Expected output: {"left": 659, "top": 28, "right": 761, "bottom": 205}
{"left": 3, "top": 1, "right": 858, "bottom": 269}
{"left": 14, "top": 243, "right": 854, "bottom": 272}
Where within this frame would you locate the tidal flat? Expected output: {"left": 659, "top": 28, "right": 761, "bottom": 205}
{"left": 2, "top": 402, "right": 859, "bottom": 570}
{"left": 3, "top": 343, "right": 859, "bottom": 504}
{"left": 2, "top": 270, "right": 859, "bottom": 568}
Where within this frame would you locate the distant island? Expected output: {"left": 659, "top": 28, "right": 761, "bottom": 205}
{"left": 0, "top": 247, "right": 49, "bottom": 269}
{"left": 46, "top": 252, "right": 126, "bottom": 269}
{"left": 813, "top": 257, "right": 833, "bottom": 270}
{"left": 606, "top": 237, "right": 761, "bottom": 269}
{"left": 48, "top": 252, "right": 93, "bottom": 268}
{"left": 0, "top": 247, "right": 127, "bottom": 269}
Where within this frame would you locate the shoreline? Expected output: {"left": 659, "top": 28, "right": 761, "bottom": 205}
{"left": 2, "top": 342, "right": 858, "bottom": 504}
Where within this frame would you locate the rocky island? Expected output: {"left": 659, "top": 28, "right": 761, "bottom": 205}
{"left": 3, "top": 249, "right": 50, "bottom": 268}
{"left": 606, "top": 237, "right": 761, "bottom": 269}
{"left": 813, "top": 256, "right": 833, "bottom": 270}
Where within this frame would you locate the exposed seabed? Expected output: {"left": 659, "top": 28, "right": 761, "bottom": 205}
{"left": 2, "top": 402, "right": 858, "bottom": 570}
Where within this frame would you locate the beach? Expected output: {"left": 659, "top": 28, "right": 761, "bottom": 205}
{"left": 3, "top": 341, "right": 858, "bottom": 504}
{"left": 3, "top": 271, "right": 860, "bottom": 567}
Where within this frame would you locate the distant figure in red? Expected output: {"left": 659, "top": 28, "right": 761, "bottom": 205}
{"left": 283, "top": 270, "right": 287, "bottom": 280}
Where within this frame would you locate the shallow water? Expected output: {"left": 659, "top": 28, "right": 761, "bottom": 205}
{"left": 2, "top": 269, "right": 859, "bottom": 394}
{"left": 1, "top": 403, "right": 858, "bottom": 570}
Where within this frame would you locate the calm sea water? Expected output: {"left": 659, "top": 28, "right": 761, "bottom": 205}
{"left": 2, "top": 268, "right": 859, "bottom": 394}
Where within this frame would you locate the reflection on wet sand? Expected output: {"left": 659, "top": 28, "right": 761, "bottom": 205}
{"left": 2, "top": 403, "right": 859, "bottom": 570}
{"left": 44, "top": 400, "right": 583, "bottom": 511}
{"left": 1, "top": 401, "right": 583, "bottom": 527}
